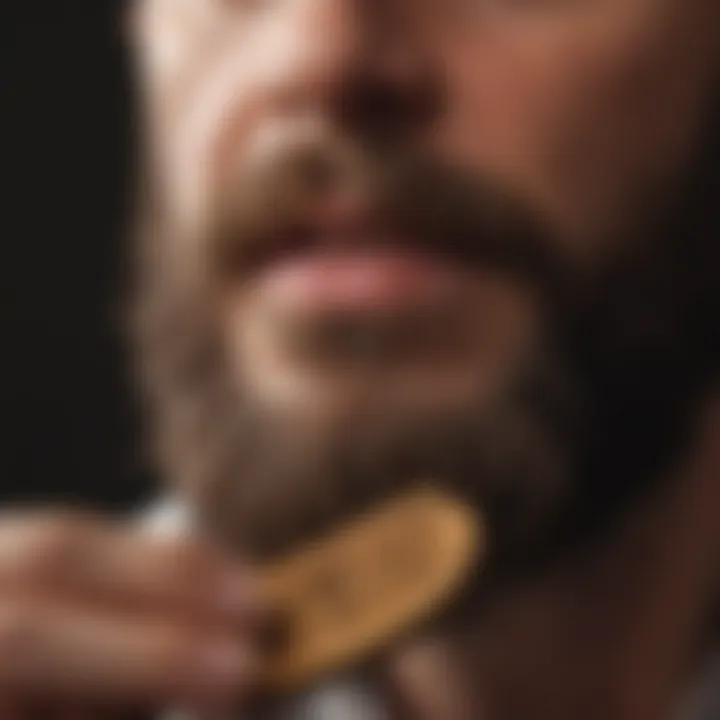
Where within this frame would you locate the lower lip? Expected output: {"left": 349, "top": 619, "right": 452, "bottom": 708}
{"left": 251, "top": 248, "right": 469, "bottom": 312}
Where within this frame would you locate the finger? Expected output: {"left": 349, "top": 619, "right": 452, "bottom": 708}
{"left": 0, "top": 515, "right": 262, "bottom": 624}
{"left": 0, "top": 599, "right": 258, "bottom": 709}
{"left": 386, "top": 637, "right": 477, "bottom": 720}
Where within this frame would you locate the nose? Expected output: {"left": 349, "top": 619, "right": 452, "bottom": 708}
{"left": 275, "top": 0, "right": 444, "bottom": 141}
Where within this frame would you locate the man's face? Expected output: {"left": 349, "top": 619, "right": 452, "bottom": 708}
{"left": 132, "top": 0, "right": 717, "bottom": 556}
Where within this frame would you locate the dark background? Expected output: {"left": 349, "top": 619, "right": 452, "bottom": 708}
{"left": 3, "top": 2, "right": 148, "bottom": 510}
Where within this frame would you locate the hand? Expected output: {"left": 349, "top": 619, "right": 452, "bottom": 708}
{"left": 0, "top": 511, "right": 265, "bottom": 717}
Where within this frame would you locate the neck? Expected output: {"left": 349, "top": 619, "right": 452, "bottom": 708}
{"left": 464, "top": 402, "right": 720, "bottom": 720}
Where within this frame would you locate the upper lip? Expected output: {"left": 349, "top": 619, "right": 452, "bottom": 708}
{"left": 214, "top": 188, "right": 567, "bottom": 302}
{"left": 220, "top": 208, "right": 479, "bottom": 281}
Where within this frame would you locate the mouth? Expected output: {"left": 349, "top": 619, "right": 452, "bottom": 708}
{"left": 216, "top": 198, "right": 565, "bottom": 322}
{"left": 236, "top": 235, "right": 484, "bottom": 370}
{"left": 212, "top": 163, "right": 486, "bottom": 316}
{"left": 213, "top": 149, "right": 559, "bottom": 376}
{"left": 224, "top": 222, "right": 541, "bottom": 381}
{"left": 213, "top": 137, "right": 568, "bottom": 324}
{"left": 247, "top": 240, "right": 476, "bottom": 315}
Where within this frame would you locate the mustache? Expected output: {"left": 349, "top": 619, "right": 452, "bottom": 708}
{"left": 209, "top": 137, "right": 570, "bottom": 299}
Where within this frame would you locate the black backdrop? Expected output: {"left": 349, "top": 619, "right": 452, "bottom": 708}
{"left": 3, "top": 2, "right": 148, "bottom": 510}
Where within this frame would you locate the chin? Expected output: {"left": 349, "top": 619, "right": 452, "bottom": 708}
{"left": 180, "top": 305, "right": 571, "bottom": 563}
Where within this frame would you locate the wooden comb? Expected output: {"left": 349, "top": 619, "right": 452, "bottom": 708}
{"left": 259, "top": 487, "right": 485, "bottom": 692}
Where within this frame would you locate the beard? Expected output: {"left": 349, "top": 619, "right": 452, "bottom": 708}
{"left": 130, "top": 128, "right": 717, "bottom": 572}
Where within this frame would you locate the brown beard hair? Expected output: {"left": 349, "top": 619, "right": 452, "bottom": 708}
{"left": 129, "top": 216, "right": 575, "bottom": 563}
{"left": 127, "top": 107, "right": 719, "bottom": 573}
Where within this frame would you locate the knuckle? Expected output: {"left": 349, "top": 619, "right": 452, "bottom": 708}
{"left": 20, "top": 516, "right": 90, "bottom": 581}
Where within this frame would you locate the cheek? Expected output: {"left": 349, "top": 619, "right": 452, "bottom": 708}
{"left": 137, "top": 6, "right": 266, "bottom": 240}
{"left": 135, "top": 0, "right": 229, "bottom": 124}
{"left": 137, "top": 2, "right": 326, "bottom": 239}
{"left": 435, "top": 35, "right": 601, "bottom": 254}
{"left": 432, "top": 5, "right": 705, "bottom": 259}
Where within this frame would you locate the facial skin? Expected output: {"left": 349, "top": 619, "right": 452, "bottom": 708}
{"left": 130, "top": 0, "right": 718, "bottom": 560}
